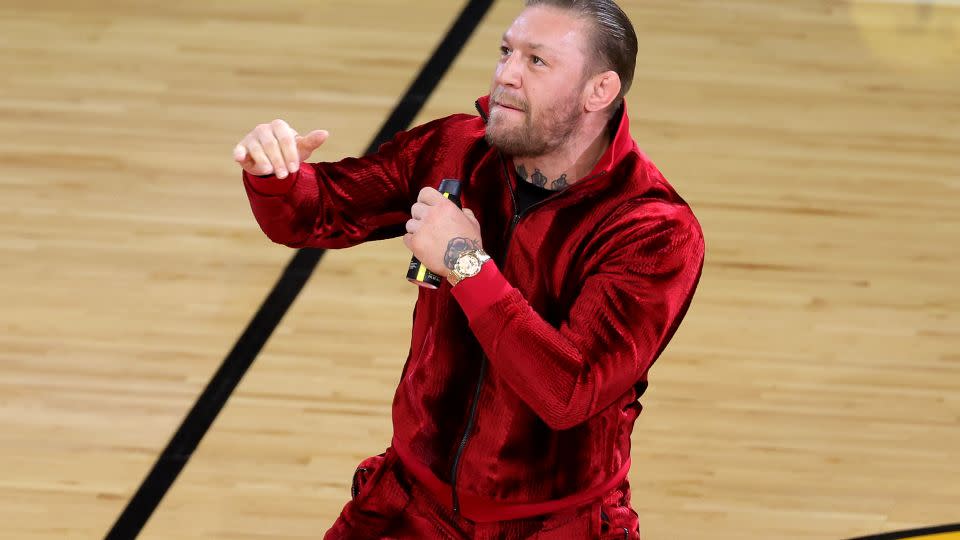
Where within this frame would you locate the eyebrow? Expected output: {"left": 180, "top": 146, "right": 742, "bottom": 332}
{"left": 502, "top": 33, "right": 555, "bottom": 54}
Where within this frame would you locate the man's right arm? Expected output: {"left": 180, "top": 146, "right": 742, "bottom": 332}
{"left": 235, "top": 118, "right": 430, "bottom": 249}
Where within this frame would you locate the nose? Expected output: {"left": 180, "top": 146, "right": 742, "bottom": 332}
{"left": 494, "top": 52, "right": 522, "bottom": 89}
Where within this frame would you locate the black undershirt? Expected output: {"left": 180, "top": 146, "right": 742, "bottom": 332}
{"left": 513, "top": 177, "right": 555, "bottom": 215}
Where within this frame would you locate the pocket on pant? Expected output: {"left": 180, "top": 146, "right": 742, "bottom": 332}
{"left": 350, "top": 451, "right": 388, "bottom": 500}
{"left": 599, "top": 506, "right": 631, "bottom": 539}
{"left": 599, "top": 499, "right": 641, "bottom": 540}
{"left": 328, "top": 448, "right": 411, "bottom": 539}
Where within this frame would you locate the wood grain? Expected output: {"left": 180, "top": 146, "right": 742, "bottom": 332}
{"left": 0, "top": 1, "right": 956, "bottom": 539}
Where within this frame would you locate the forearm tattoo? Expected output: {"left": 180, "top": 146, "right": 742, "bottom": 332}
{"left": 516, "top": 165, "right": 568, "bottom": 191}
{"left": 444, "top": 237, "right": 481, "bottom": 270}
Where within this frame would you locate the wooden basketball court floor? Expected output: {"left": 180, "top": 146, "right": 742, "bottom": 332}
{"left": 0, "top": 0, "right": 957, "bottom": 538}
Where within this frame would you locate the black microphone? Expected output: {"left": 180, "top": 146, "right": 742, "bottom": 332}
{"left": 407, "top": 179, "right": 462, "bottom": 289}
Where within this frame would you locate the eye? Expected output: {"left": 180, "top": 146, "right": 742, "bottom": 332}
{"left": 499, "top": 45, "right": 511, "bottom": 57}
{"left": 531, "top": 55, "right": 546, "bottom": 66}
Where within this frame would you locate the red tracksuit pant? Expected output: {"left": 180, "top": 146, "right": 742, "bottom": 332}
{"left": 322, "top": 446, "right": 641, "bottom": 539}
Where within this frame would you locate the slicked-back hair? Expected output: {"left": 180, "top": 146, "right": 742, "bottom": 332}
{"left": 524, "top": 0, "right": 638, "bottom": 109}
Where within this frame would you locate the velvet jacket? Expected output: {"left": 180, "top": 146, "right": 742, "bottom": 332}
{"left": 242, "top": 95, "right": 705, "bottom": 522}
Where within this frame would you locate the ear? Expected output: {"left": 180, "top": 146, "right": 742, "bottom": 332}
{"left": 584, "top": 71, "right": 622, "bottom": 113}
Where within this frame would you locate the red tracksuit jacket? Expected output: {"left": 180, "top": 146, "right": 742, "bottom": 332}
{"left": 242, "top": 95, "right": 705, "bottom": 523}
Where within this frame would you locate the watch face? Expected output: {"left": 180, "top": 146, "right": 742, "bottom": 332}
{"left": 455, "top": 253, "right": 481, "bottom": 277}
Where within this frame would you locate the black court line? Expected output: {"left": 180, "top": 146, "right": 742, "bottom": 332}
{"left": 846, "top": 523, "right": 960, "bottom": 540}
{"left": 104, "top": 1, "right": 494, "bottom": 538}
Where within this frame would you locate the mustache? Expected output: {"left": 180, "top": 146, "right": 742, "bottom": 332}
{"left": 491, "top": 88, "right": 528, "bottom": 111}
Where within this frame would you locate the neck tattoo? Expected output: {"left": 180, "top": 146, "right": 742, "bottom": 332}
{"left": 517, "top": 165, "right": 568, "bottom": 191}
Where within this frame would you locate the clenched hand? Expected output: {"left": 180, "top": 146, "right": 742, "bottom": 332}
{"left": 403, "top": 187, "right": 483, "bottom": 278}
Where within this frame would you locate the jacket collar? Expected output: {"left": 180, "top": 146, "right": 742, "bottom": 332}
{"left": 474, "top": 94, "right": 637, "bottom": 180}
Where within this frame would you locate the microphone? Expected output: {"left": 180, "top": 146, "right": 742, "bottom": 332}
{"left": 407, "top": 179, "right": 462, "bottom": 289}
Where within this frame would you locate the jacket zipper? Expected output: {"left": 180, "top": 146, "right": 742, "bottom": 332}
{"left": 450, "top": 352, "right": 486, "bottom": 514}
{"left": 449, "top": 155, "right": 523, "bottom": 516}
{"left": 447, "top": 147, "right": 605, "bottom": 515}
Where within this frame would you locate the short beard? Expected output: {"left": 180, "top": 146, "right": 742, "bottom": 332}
{"left": 484, "top": 95, "right": 583, "bottom": 158}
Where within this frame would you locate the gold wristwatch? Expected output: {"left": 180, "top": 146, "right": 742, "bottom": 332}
{"left": 447, "top": 249, "right": 491, "bottom": 287}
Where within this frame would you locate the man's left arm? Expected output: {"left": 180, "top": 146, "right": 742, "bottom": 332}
{"left": 404, "top": 191, "right": 705, "bottom": 431}
{"left": 465, "top": 206, "right": 704, "bottom": 431}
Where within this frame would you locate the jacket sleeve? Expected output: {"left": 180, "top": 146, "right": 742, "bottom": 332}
{"left": 450, "top": 202, "right": 705, "bottom": 430}
{"left": 241, "top": 121, "right": 439, "bottom": 249}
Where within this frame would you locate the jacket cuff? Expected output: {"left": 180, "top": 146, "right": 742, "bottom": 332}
{"left": 242, "top": 166, "right": 302, "bottom": 196}
{"left": 450, "top": 261, "right": 514, "bottom": 322}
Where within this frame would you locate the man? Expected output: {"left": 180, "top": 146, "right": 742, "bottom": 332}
{"left": 234, "top": 1, "right": 704, "bottom": 538}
